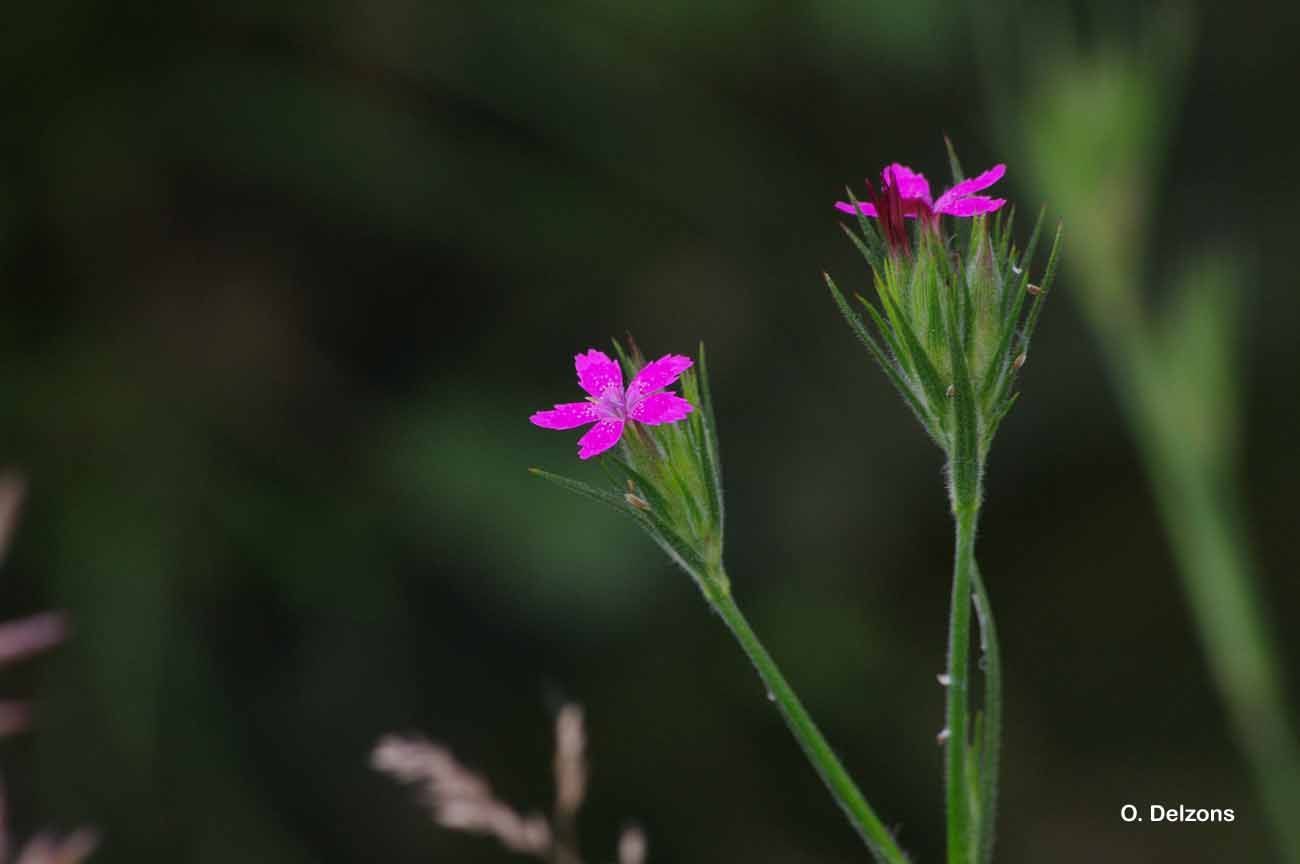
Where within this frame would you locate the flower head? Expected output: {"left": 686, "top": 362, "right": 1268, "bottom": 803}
{"left": 835, "top": 162, "right": 1008, "bottom": 251}
{"left": 826, "top": 145, "right": 1060, "bottom": 465}
{"left": 531, "top": 349, "right": 694, "bottom": 459}
{"left": 530, "top": 341, "right": 725, "bottom": 585}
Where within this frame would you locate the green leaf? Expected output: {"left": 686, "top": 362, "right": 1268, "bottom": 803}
{"left": 979, "top": 208, "right": 1047, "bottom": 404}
{"left": 633, "top": 496, "right": 709, "bottom": 578}
{"left": 855, "top": 292, "right": 908, "bottom": 375}
{"left": 610, "top": 337, "right": 634, "bottom": 375}
{"left": 660, "top": 421, "right": 708, "bottom": 536}
{"left": 603, "top": 456, "right": 673, "bottom": 518}
{"left": 995, "top": 206, "right": 1016, "bottom": 277}
{"left": 529, "top": 467, "right": 633, "bottom": 513}
{"left": 879, "top": 284, "right": 950, "bottom": 427}
{"left": 923, "top": 262, "right": 948, "bottom": 362}
{"left": 843, "top": 188, "right": 886, "bottom": 264}
{"left": 943, "top": 264, "right": 980, "bottom": 500}
{"left": 1003, "top": 205, "right": 1045, "bottom": 320}
{"left": 695, "top": 343, "right": 725, "bottom": 538}
{"left": 956, "top": 233, "right": 978, "bottom": 361}
{"left": 972, "top": 565, "right": 1003, "bottom": 864}
{"left": 826, "top": 274, "right": 941, "bottom": 442}
{"left": 531, "top": 467, "right": 708, "bottom": 580}
{"left": 1012, "top": 206, "right": 1047, "bottom": 292}
{"left": 966, "top": 715, "right": 983, "bottom": 852}
{"left": 980, "top": 393, "right": 1019, "bottom": 457}
{"left": 944, "top": 134, "right": 967, "bottom": 182}
{"left": 839, "top": 222, "right": 883, "bottom": 282}
{"left": 1018, "top": 222, "right": 1063, "bottom": 353}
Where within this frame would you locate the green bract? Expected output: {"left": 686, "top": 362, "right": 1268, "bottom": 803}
{"left": 531, "top": 341, "right": 726, "bottom": 595}
{"left": 827, "top": 174, "right": 1062, "bottom": 470}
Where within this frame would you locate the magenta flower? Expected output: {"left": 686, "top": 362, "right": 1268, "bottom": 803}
{"left": 834, "top": 162, "right": 1008, "bottom": 251}
{"left": 531, "top": 349, "right": 694, "bottom": 460}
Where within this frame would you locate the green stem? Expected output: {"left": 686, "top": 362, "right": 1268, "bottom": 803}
{"left": 705, "top": 570, "right": 909, "bottom": 864}
{"left": 945, "top": 496, "right": 979, "bottom": 864}
{"left": 1123, "top": 345, "right": 1300, "bottom": 864}
{"left": 970, "top": 563, "right": 1002, "bottom": 864}
{"left": 1072, "top": 301, "right": 1300, "bottom": 863}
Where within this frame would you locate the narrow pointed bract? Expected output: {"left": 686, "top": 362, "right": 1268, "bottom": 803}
{"left": 831, "top": 150, "right": 1060, "bottom": 462}
{"left": 530, "top": 341, "right": 723, "bottom": 588}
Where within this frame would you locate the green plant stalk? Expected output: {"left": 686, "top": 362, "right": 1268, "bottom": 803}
{"left": 945, "top": 493, "right": 979, "bottom": 864}
{"left": 703, "top": 567, "right": 909, "bottom": 864}
{"left": 1069, "top": 265, "right": 1300, "bottom": 863}
{"left": 1121, "top": 344, "right": 1300, "bottom": 864}
{"left": 1159, "top": 476, "right": 1300, "bottom": 864}
{"left": 970, "top": 563, "right": 1002, "bottom": 864}
{"left": 944, "top": 293, "right": 984, "bottom": 864}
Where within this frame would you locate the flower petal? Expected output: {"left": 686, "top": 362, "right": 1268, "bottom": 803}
{"left": 835, "top": 200, "right": 879, "bottom": 217}
{"left": 935, "top": 195, "right": 1006, "bottom": 217}
{"left": 900, "top": 198, "right": 934, "bottom": 219}
{"left": 625, "top": 354, "right": 693, "bottom": 404}
{"left": 530, "top": 402, "right": 597, "bottom": 430}
{"left": 883, "top": 163, "right": 933, "bottom": 204}
{"left": 577, "top": 419, "right": 624, "bottom": 459}
{"left": 629, "top": 392, "right": 693, "bottom": 425}
{"left": 574, "top": 349, "right": 623, "bottom": 399}
{"left": 934, "top": 164, "right": 1006, "bottom": 210}
{"left": 0, "top": 611, "right": 66, "bottom": 666}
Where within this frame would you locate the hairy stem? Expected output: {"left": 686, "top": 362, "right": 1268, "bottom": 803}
{"left": 971, "top": 563, "right": 1002, "bottom": 864}
{"left": 705, "top": 571, "right": 909, "bottom": 864}
{"left": 945, "top": 496, "right": 979, "bottom": 864}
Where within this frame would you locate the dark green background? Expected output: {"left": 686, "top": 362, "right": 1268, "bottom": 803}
{"left": 0, "top": 2, "right": 1297, "bottom": 862}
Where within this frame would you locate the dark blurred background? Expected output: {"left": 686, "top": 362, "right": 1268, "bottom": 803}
{"left": 1, "top": 2, "right": 1297, "bottom": 862}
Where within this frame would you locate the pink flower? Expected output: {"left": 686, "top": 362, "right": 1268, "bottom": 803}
{"left": 531, "top": 349, "right": 694, "bottom": 460}
{"left": 834, "top": 162, "right": 1008, "bottom": 250}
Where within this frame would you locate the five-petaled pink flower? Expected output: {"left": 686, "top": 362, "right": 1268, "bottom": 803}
{"left": 834, "top": 162, "right": 1008, "bottom": 252}
{"left": 531, "top": 349, "right": 694, "bottom": 460}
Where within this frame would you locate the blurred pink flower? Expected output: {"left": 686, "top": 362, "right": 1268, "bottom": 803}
{"left": 0, "top": 612, "right": 68, "bottom": 738}
{"left": 8, "top": 824, "right": 98, "bottom": 864}
{"left": 0, "top": 476, "right": 69, "bottom": 739}
{"left": 530, "top": 349, "right": 693, "bottom": 460}
{"left": 0, "top": 474, "right": 94, "bottom": 863}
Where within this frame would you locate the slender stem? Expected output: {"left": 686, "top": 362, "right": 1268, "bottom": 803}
{"left": 945, "top": 497, "right": 979, "bottom": 864}
{"left": 1077, "top": 312, "right": 1300, "bottom": 863}
{"left": 1123, "top": 346, "right": 1300, "bottom": 863}
{"left": 970, "top": 563, "right": 1002, "bottom": 864}
{"left": 705, "top": 571, "right": 909, "bottom": 864}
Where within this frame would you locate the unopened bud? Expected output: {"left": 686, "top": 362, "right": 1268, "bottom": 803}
{"left": 1013, "top": 352, "right": 1027, "bottom": 370}
{"left": 936, "top": 727, "right": 950, "bottom": 745}
{"left": 1027, "top": 283, "right": 1044, "bottom": 296}
{"left": 945, "top": 384, "right": 956, "bottom": 398}
{"left": 936, "top": 673, "right": 951, "bottom": 686}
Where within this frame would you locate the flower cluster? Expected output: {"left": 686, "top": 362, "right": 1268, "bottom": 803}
{"left": 827, "top": 150, "right": 1061, "bottom": 469}
{"left": 524, "top": 143, "right": 1059, "bottom": 864}
{"left": 529, "top": 342, "right": 725, "bottom": 592}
